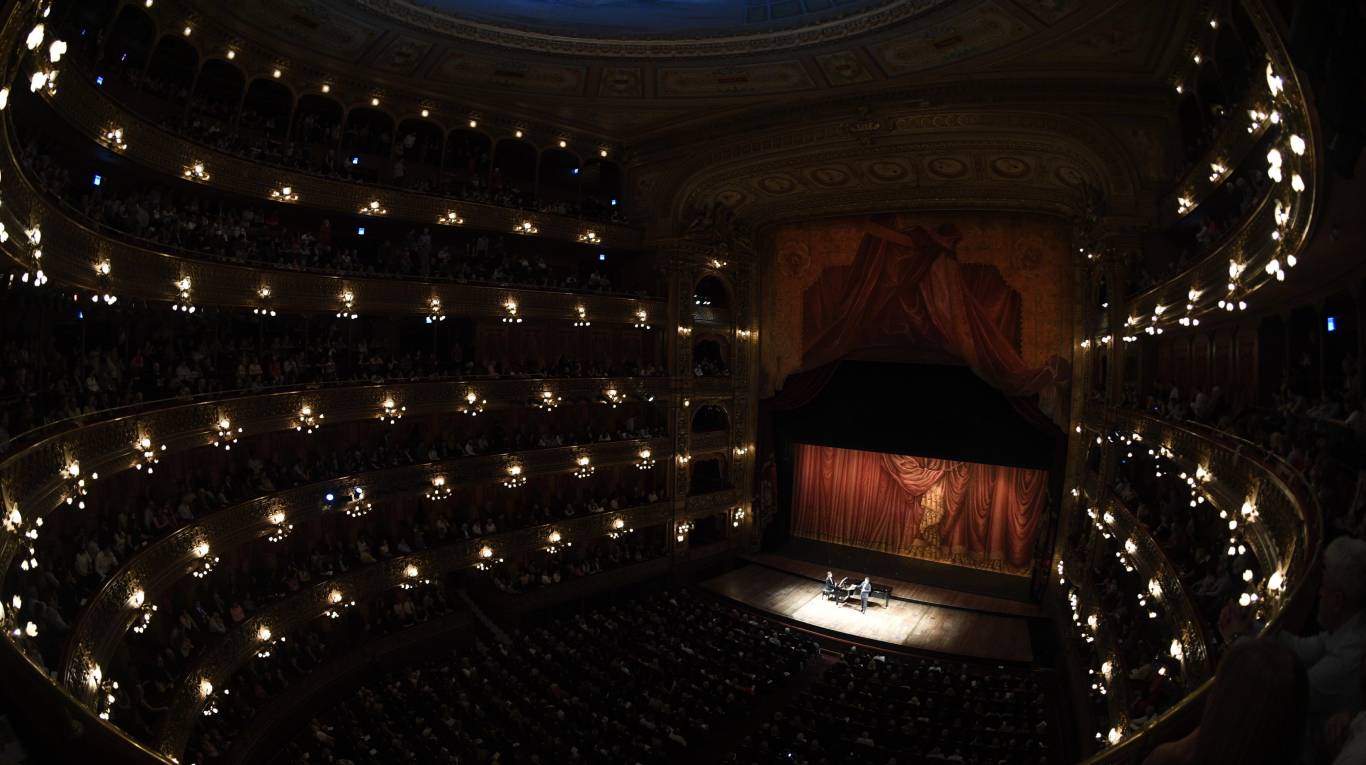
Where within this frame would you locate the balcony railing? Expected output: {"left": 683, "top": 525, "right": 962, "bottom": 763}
{"left": 153, "top": 499, "right": 676, "bottom": 759}
{"left": 61, "top": 437, "right": 670, "bottom": 707}
{"left": 1073, "top": 408, "right": 1320, "bottom": 762}
{"left": 38, "top": 63, "right": 641, "bottom": 250}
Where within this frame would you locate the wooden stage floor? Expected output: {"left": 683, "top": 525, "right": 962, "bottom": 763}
{"left": 703, "top": 564, "right": 1034, "bottom": 663}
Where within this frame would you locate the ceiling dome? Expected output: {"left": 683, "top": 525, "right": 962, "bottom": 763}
{"left": 353, "top": 0, "right": 948, "bottom": 55}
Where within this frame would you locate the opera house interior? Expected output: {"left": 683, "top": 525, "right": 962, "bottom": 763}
{"left": 0, "top": 0, "right": 1363, "bottom": 763}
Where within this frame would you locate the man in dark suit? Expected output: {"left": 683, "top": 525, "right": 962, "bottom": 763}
{"left": 823, "top": 571, "right": 836, "bottom": 600}
{"left": 860, "top": 576, "right": 871, "bottom": 613}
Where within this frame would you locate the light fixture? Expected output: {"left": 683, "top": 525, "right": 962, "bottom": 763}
{"left": 502, "top": 298, "right": 523, "bottom": 323}
{"left": 266, "top": 510, "right": 293, "bottom": 543}
{"left": 337, "top": 289, "right": 358, "bottom": 319}
{"left": 558, "top": 139, "right": 567, "bottom": 148}
{"left": 293, "top": 405, "right": 323, "bottom": 434}
{"left": 359, "top": 200, "right": 387, "bottom": 215}
{"left": 370, "top": 96, "right": 380, "bottom": 106}
{"left": 182, "top": 24, "right": 192, "bottom": 37}
{"left": 253, "top": 285, "right": 277, "bottom": 316}
{"left": 514, "top": 219, "right": 538, "bottom": 235}
{"left": 536, "top": 389, "right": 561, "bottom": 411}
{"left": 421, "top": 108, "right": 430, "bottom": 118}
{"left": 426, "top": 476, "right": 453, "bottom": 501}
{"left": 732, "top": 507, "right": 746, "bottom": 528}
{"left": 133, "top": 435, "right": 165, "bottom": 473}
{"left": 636, "top": 448, "right": 656, "bottom": 470}
{"left": 191, "top": 542, "right": 219, "bottom": 578}
{"left": 633, "top": 308, "right": 651, "bottom": 329}
{"left": 577, "top": 230, "right": 600, "bottom": 244}
{"left": 426, "top": 296, "right": 446, "bottom": 324}
{"left": 514, "top": 129, "right": 524, "bottom": 138}
{"left": 60, "top": 459, "right": 95, "bottom": 508}
{"left": 609, "top": 517, "right": 633, "bottom": 539}
{"left": 437, "top": 210, "right": 464, "bottom": 226}
{"left": 546, "top": 529, "right": 572, "bottom": 554}
{"left": 320, "top": 83, "right": 331, "bottom": 93}
{"left": 270, "top": 184, "right": 298, "bottom": 202}
{"left": 573, "top": 305, "right": 591, "bottom": 327}
{"left": 379, "top": 397, "right": 405, "bottom": 424}
{"left": 503, "top": 464, "right": 526, "bottom": 488}
{"left": 573, "top": 454, "right": 595, "bottom": 479}
{"left": 602, "top": 387, "right": 624, "bottom": 408}
{"left": 599, "top": 148, "right": 608, "bottom": 158}
{"left": 460, "top": 390, "right": 486, "bottom": 416}
{"left": 675, "top": 521, "right": 693, "bottom": 543}
{"left": 226, "top": 48, "right": 236, "bottom": 60}
{"left": 272, "top": 68, "right": 282, "bottom": 79}
{"left": 182, "top": 161, "right": 211, "bottom": 182}
{"left": 213, "top": 417, "right": 241, "bottom": 449}
{"left": 99, "top": 125, "right": 127, "bottom": 152}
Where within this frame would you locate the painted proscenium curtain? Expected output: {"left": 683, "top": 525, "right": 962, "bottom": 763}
{"left": 800, "top": 220, "right": 1070, "bottom": 424}
{"left": 791, "top": 444, "right": 1047, "bottom": 571}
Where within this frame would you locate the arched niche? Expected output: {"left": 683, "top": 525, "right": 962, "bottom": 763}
{"left": 693, "top": 275, "right": 730, "bottom": 310}
{"left": 692, "top": 338, "right": 730, "bottom": 377}
{"left": 241, "top": 78, "right": 293, "bottom": 139}
{"left": 101, "top": 5, "right": 154, "bottom": 71}
{"left": 292, "top": 94, "right": 343, "bottom": 148}
{"left": 395, "top": 118, "right": 443, "bottom": 168}
{"left": 444, "top": 128, "right": 492, "bottom": 187}
{"left": 491, "top": 138, "right": 537, "bottom": 203}
{"left": 537, "top": 147, "right": 582, "bottom": 203}
{"left": 582, "top": 158, "right": 623, "bottom": 219}
{"left": 690, "top": 404, "right": 729, "bottom": 433}
{"left": 146, "top": 34, "right": 198, "bottom": 95}
{"left": 190, "top": 59, "right": 245, "bottom": 124}
{"left": 687, "top": 457, "right": 727, "bottom": 496}
{"left": 341, "top": 107, "right": 395, "bottom": 163}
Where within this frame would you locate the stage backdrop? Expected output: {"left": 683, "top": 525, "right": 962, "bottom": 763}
{"left": 761, "top": 212, "right": 1074, "bottom": 424}
{"left": 791, "top": 444, "right": 1047, "bottom": 575}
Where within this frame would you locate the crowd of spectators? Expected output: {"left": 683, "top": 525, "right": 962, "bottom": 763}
{"left": 181, "top": 580, "right": 464, "bottom": 762}
{"left": 282, "top": 589, "right": 821, "bottom": 764}
{"left": 0, "top": 287, "right": 663, "bottom": 454}
{"left": 739, "top": 646, "right": 1053, "bottom": 764}
{"left": 17, "top": 131, "right": 644, "bottom": 296}
{"left": 8, "top": 411, "right": 665, "bottom": 670}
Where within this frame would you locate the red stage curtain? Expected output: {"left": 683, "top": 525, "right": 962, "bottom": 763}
{"left": 797, "top": 220, "right": 1069, "bottom": 424}
{"left": 792, "top": 444, "right": 1046, "bottom": 570}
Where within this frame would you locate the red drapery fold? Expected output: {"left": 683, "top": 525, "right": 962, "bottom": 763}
{"left": 791, "top": 444, "right": 1046, "bottom": 572}
{"left": 796, "top": 221, "right": 1069, "bottom": 424}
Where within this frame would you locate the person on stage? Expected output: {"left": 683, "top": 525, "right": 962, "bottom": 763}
{"left": 860, "top": 577, "right": 871, "bottom": 613}
{"left": 823, "top": 571, "right": 835, "bottom": 600}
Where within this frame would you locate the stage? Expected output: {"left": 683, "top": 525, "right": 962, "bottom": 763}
{"left": 702, "top": 560, "right": 1035, "bottom": 663}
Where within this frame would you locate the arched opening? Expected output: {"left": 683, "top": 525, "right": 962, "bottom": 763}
{"left": 340, "top": 108, "right": 395, "bottom": 180}
{"left": 187, "top": 59, "right": 245, "bottom": 133}
{"left": 582, "top": 158, "right": 624, "bottom": 221}
{"left": 443, "top": 129, "right": 492, "bottom": 194}
{"left": 57, "top": 0, "right": 117, "bottom": 60}
{"left": 240, "top": 79, "right": 293, "bottom": 140}
{"left": 692, "top": 339, "right": 729, "bottom": 377}
{"left": 691, "top": 405, "right": 729, "bottom": 433}
{"left": 291, "top": 94, "right": 344, "bottom": 157}
{"left": 694, "top": 275, "right": 730, "bottom": 309}
{"left": 491, "top": 138, "right": 537, "bottom": 207}
{"left": 100, "top": 5, "right": 154, "bottom": 73}
{"left": 688, "top": 457, "right": 727, "bottom": 496}
{"left": 536, "top": 148, "right": 582, "bottom": 207}
{"left": 394, "top": 118, "right": 443, "bottom": 191}
{"left": 145, "top": 35, "right": 197, "bottom": 96}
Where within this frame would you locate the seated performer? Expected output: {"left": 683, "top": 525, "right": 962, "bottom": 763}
{"left": 860, "top": 576, "right": 872, "bottom": 613}
{"left": 823, "top": 571, "right": 836, "bottom": 599}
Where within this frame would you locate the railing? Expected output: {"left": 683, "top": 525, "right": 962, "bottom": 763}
{"left": 40, "top": 62, "right": 641, "bottom": 249}
{"left": 1073, "top": 408, "right": 1320, "bottom": 762}
{"left": 61, "top": 437, "right": 670, "bottom": 707}
{"left": 0, "top": 376, "right": 672, "bottom": 593}
{"left": 154, "top": 500, "right": 676, "bottom": 759}
{"left": 1117, "top": 0, "right": 1318, "bottom": 334}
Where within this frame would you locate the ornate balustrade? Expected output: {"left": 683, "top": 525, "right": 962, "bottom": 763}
{"left": 0, "top": 376, "right": 671, "bottom": 597}
{"left": 0, "top": 120, "right": 659, "bottom": 319}
{"left": 688, "top": 430, "right": 730, "bottom": 455}
{"left": 1098, "top": 495, "right": 1213, "bottom": 685}
{"left": 1117, "top": 0, "right": 1317, "bottom": 333}
{"left": 1070, "top": 408, "right": 1319, "bottom": 762}
{"left": 153, "top": 498, "right": 674, "bottom": 759}
{"left": 37, "top": 63, "right": 641, "bottom": 249}
{"left": 1158, "top": 89, "right": 1277, "bottom": 228}
{"left": 61, "top": 436, "right": 669, "bottom": 705}
{"left": 680, "top": 488, "right": 743, "bottom": 523}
